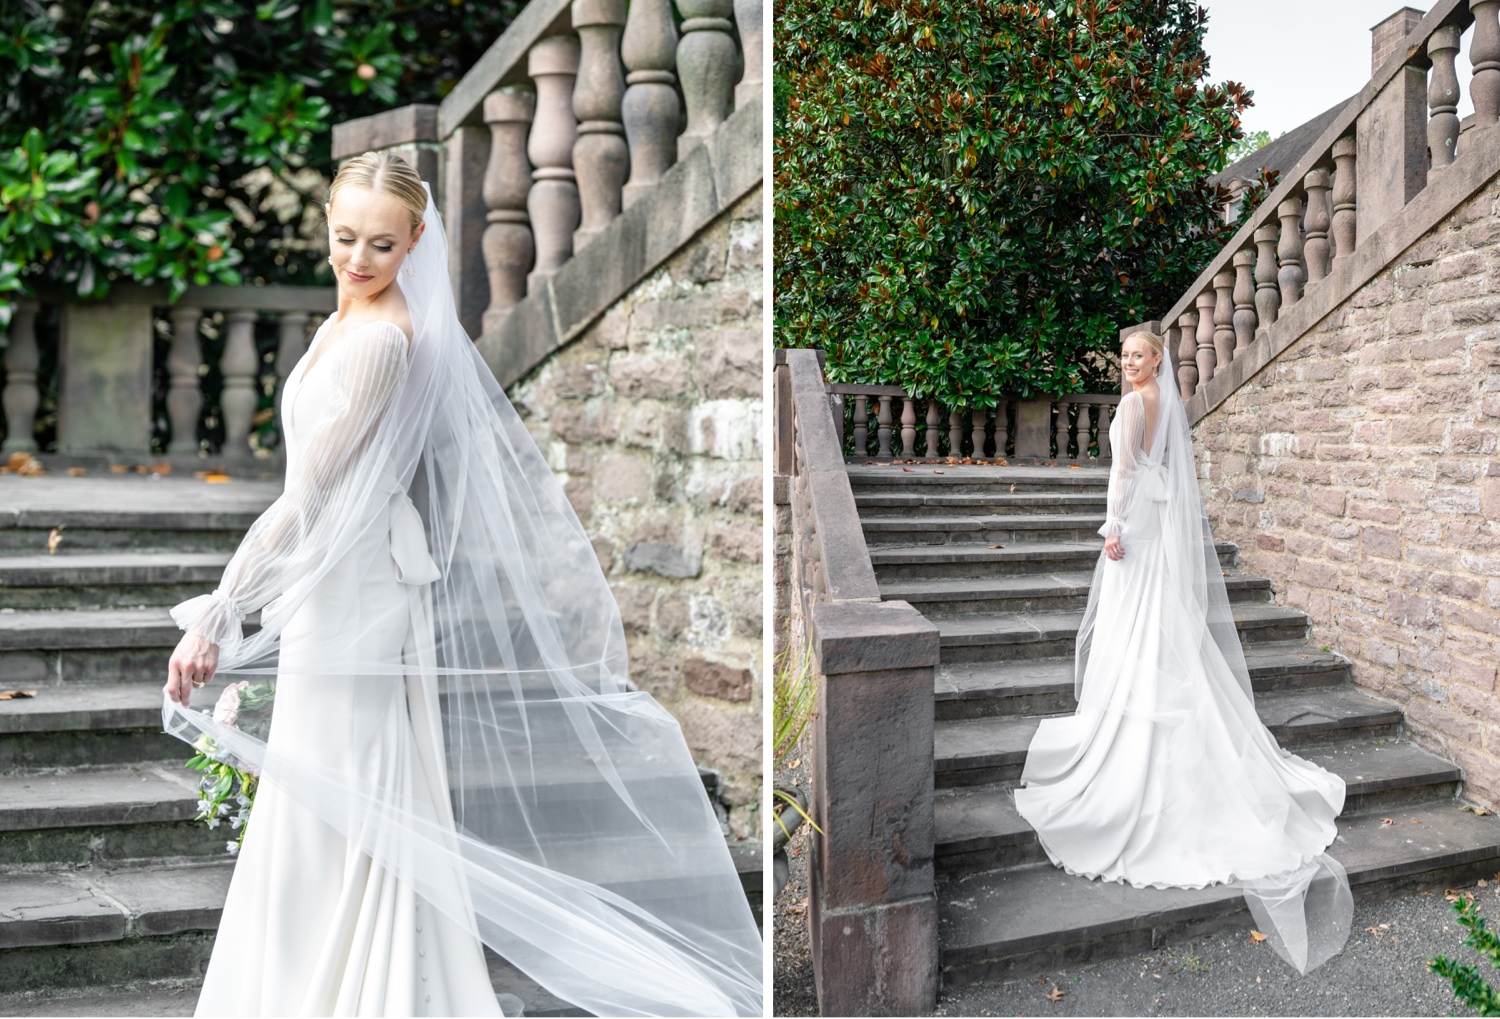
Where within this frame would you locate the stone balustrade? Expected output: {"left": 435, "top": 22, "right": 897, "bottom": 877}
{"left": 829, "top": 384, "right": 1120, "bottom": 464}
{"left": 1155, "top": 0, "right": 1496, "bottom": 408}
{"left": 0, "top": 285, "right": 334, "bottom": 458}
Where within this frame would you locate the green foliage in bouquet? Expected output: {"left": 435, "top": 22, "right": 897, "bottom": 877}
{"left": 0, "top": 0, "right": 523, "bottom": 321}
{"left": 1432, "top": 895, "right": 1500, "bottom": 1016}
{"left": 185, "top": 680, "right": 276, "bottom": 855}
{"left": 774, "top": 0, "right": 1252, "bottom": 402}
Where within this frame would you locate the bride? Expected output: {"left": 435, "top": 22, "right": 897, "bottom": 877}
{"left": 1013, "top": 329, "right": 1353, "bottom": 975}
{"left": 161, "top": 151, "right": 763, "bottom": 1017}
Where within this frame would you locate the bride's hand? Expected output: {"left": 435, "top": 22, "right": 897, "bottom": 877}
{"left": 166, "top": 631, "right": 220, "bottom": 707}
{"left": 1104, "top": 535, "right": 1124, "bottom": 561}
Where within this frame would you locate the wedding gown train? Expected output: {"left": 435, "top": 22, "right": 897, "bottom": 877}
{"left": 1013, "top": 387, "right": 1353, "bottom": 974}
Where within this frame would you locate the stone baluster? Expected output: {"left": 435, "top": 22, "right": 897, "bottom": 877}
{"left": 527, "top": 36, "right": 582, "bottom": 290}
{"left": 621, "top": 0, "right": 680, "bottom": 208}
{"left": 220, "top": 309, "right": 260, "bottom": 455}
{"left": 1331, "top": 136, "right": 1357, "bottom": 271}
{"left": 1098, "top": 404, "right": 1114, "bottom": 460}
{"left": 876, "top": 395, "right": 893, "bottom": 458}
{"left": 1212, "top": 270, "right": 1235, "bottom": 370}
{"left": 1473, "top": 0, "right": 1500, "bottom": 130}
{"left": 274, "top": 310, "right": 310, "bottom": 426}
{"left": 1, "top": 300, "right": 40, "bottom": 452}
{"left": 165, "top": 305, "right": 204, "bottom": 454}
{"left": 482, "top": 88, "right": 535, "bottom": 329}
{"left": 675, "top": 0, "right": 736, "bottom": 158}
{"left": 852, "top": 394, "right": 868, "bottom": 456}
{"left": 1303, "top": 168, "right": 1332, "bottom": 284}
{"left": 947, "top": 407, "right": 962, "bottom": 457}
{"left": 734, "top": 0, "right": 763, "bottom": 106}
{"left": 572, "top": 0, "right": 629, "bottom": 252}
{"left": 899, "top": 396, "right": 916, "bottom": 457}
{"left": 924, "top": 399, "right": 940, "bottom": 457}
{"left": 1276, "top": 198, "right": 1306, "bottom": 308}
{"left": 993, "top": 404, "right": 1009, "bottom": 459}
{"left": 1232, "top": 248, "right": 1256, "bottom": 357}
{"left": 1428, "top": 25, "right": 1463, "bottom": 173}
{"left": 1176, "top": 310, "right": 1198, "bottom": 399}
{"left": 1253, "top": 223, "right": 1281, "bottom": 330}
{"left": 1052, "top": 402, "right": 1069, "bottom": 462}
{"left": 1194, "top": 290, "right": 1217, "bottom": 389}
{"left": 971, "top": 408, "right": 987, "bottom": 459}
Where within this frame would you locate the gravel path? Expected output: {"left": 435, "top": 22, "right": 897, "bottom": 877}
{"left": 775, "top": 806, "right": 1492, "bottom": 1018}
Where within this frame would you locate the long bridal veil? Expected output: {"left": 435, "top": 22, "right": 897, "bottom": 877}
{"left": 163, "top": 183, "right": 763, "bottom": 1016}
{"left": 1071, "top": 339, "right": 1352, "bottom": 975}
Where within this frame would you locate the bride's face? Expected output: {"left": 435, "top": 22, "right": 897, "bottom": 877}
{"left": 1121, "top": 335, "right": 1161, "bottom": 386}
{"left": 325, "top": 186, "right": 422, "bottom": 296}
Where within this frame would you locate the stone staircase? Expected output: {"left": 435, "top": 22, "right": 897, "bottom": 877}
{"left": 0, "top": 475, "right": 757, "bottom": 1014}
{"left": 848, "top": 461, "right": 1500, "bottom": 988}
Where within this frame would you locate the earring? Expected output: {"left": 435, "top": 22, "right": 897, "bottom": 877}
{"left": 404, "top": 261, "right": 417, "bottom": 278}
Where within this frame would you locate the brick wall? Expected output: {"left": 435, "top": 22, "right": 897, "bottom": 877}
{"left": 1194, "top": 174, "right": 1500, "bottom": 803}
{"left": 509, "top": 187, "right": 764, "bottom": 836}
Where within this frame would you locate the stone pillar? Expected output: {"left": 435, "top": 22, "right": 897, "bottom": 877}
{"left": 482, "top": 88, "right": 536, "bottom": 331}
{"left": 274, "top": 310, "right": 309, "bottom": 429}
{"left": 1194, "top": 290, "right": 1216, "bottom": 390}
{"left": 166, "top": 305, "right": 204, "bottom": 455}
{"left": 1371, "top": 7, "right": 1425, "bottom": 73}
{"left": 1232, "top": 248, "right": 1256, "bottom": 357}
{"left": 572, "top": 0, "right": 629, "bottom": 252}
{"left": 733, "top": 0, "right": 763, "bottom": 107}
{"left": 445, "top": 124, "right": 492, "bottom": 338}
{"left": 526, "top": 35, "right": 582, "bottom": 291}
{"left": 57, "top": 294, "right": 154, "bottom": 454}
{"left": 1013, "top": 400, "right": 1051, "bottom": 459}
{"left": 1253, "top": 223, "right": 1280, "bottom": 331}
{"left": 808, "top": 599, "right": 940, "bottom": 1018}
{"left": 1302, "top": 168, "right": 1332, "bottom": 283}
{"left": 1277, "top": 197, "right": 1306, "bottom": 308}
{"left": 219, "top": 309, "right": 260, "bottom": 456}
{"left": 621, "top": 0, "right": 680, "bottom": 208}
{"left": 1356, "top": 64, "right": 1428, "bottom": 244}
{"left": 1176, "top": 309, "right": 1198, "bottom": 400}
{"left": 1473, "top": 0, "right": 1500, "bottom": 130}
{"left": 1331, "top": 136, "right": 1358, "bottom": 271}
{"left": 1212, "top": 270, "right": 1235, "bottom": 370}
{"left": 675, "top": 0, "right": 736, "bottom": 158}
{"left": 2, "top": 301, "right": 40, "bottom": 453}
{"left": 1427, "top": 24, "right": 1463, "bottom": 175}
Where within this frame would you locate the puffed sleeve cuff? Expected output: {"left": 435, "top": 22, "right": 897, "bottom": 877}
{"left": 170, "top": 590, "right": 245, "bottom": 662}
{"left": 1098, "top": 518, "right": 1127, "bottom": 540}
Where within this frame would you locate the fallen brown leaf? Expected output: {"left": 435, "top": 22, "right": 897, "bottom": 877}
{"left": 787, "top": 758, "right": 800, "bottom": 770}
{"left": 1043, "top": 984, "right": 1066, "bottom": 1003}
{"left": 148, "top": 462, "right": 172, "bottom": 475}
{"left": 46, "top": 526, "right": 65, "bottom": 555}
{"left": 108, "top": 464, "right": 129, "bottom": 474}
{"left": 1380, "top": 817, "right": 1395, "bottom": 827}
{"left": 67, "top": 466, "right": 87, "bottom": 476}
{"left": 1446, "top": 889, "right": 1476, "bottom": 903}
{"left": 1068, "top": 464, "right": 1081, "bottom": 469}
{"left": 987, "top": 545, "right": 1005, "bottom": 550}
{"left": 1462, "top": 805, "right": 1493, "bottom": 816}
{"left": 0, "top": 689, "right": 37, "bottom": 700}
{"left": 901, "top": 467, "right": 913, "bottom": 473}
{"left": 201, "top": 471, "right": 231, "bottom": 484}
{"left": 1249, "top": 930, "right": 1267, "bottom": 943}
{"left": 1411, "top": 818, "right": 1423, "bottom": 824}
{"left": 1364, "top": 923, "right": 1391, "bottom": 937}
{"left": 933, "top": 470, "right": 945, "bottom": 474}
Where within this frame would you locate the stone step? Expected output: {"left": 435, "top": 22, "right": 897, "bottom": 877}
{"left": 0, "top": 683, "right": 182, "bottom": 771}
{"left": 934, "top": 739, "right": 1460, "bottom": 875}
{"left": 935, "top": 645, "right": 1351, "bottom": 720}
{"left": 844, "top": 464, "right": 1110, "bottom": 496}
{"left": 861, "top": 514, "right": 1108, "bottom": 546}
{"left": 933, "top": 602, "right": 1308, "bottom": 666}
{"left": 867, "top": 541, "right": 1239, "bottom": 581}
{"left": 853, "top": 492, "right": 1108, "bottom": 517}
{"left": 0, "top": 763, "right": 222, "bottom": 866}
{"left": 884, "top": 571, "right": 1273, "bottom": 619}
{"left": 934, "top": 686, "right": 1403, "bottom": 788}
{"left": 937, "top": 800, "right": 1500, "bottom": 985}
{"left": 0, "top": 552, "right": 230, "bottom": 610}
{"left": 0, "top": 608, "right": 199, "bottom": 687}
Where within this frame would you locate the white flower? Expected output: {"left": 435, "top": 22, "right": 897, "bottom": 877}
{"left": 226, "top": 841, "right": 240, "bottom": 856}
{"left": 230, "top": 816, "right": 244, "bottom": 830}
{"left": 235, "top": 795, "right": 250, "bottom": 807}
{"left": 217, "top": 802, "right": 231, "bottom": 816}
{"left": 206, "top": 818, "right": 220, "bottom": 829}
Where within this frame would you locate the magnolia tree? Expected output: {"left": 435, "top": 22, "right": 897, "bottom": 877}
{"left": 0, "top": 0, "right": 522, "bottom": 319}
{"left": 774, "top": 0, "right": 1252, "bottom": 402}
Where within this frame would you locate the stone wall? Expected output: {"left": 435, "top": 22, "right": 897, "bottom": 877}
{"left": 509, "top": 187, "right": 763, "bottom": 837}
{"left": 1194, "top": 172, "right": 1500, "bottom": 803}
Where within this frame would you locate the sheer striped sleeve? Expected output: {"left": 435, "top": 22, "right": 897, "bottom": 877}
{"left": 1099, "top": 391, "right": 1145, "bottom": 541}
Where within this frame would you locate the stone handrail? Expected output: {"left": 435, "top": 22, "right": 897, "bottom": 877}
{"left": 2, "top": 285, "right": 335, "bottom": 458}
{"left": 829, "top": 382, "right": 1121, "bottom": 463}
{"left": 777, "top": 347, "right": 941, "bottom": 1015}
{"left": 1152, "top": 0, "right": 1489, "bottom": 418}
{"left": 332, "top": 0, "right": 763, "bottom": 389}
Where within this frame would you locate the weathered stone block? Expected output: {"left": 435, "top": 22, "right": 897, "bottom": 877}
{"left": 684, "top": 657, "right": 752, "bottom": 701}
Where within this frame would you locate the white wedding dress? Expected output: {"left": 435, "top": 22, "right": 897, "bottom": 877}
{"left": 193, "top": 321, "right": 505, "bottom": 1017}
{"left": 1014, "top": 385, "right": 1352, "bottom": 973}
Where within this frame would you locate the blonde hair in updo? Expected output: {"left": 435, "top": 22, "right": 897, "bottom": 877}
{"left": 328, "top": 151, "right": 427, "bottom": 232}
{"left": 1123, "top": 329, "right": 1165, "bottom": 377}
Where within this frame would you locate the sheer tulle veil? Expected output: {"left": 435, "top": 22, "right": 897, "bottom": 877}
{"left": 1071, "top": 335, "right": 1353, "bottom": 975}
{"left": 163, "top": 184, "right": 763, "bottom": 1015}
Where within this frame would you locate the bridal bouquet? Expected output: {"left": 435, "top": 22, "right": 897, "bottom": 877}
{"left": 184, "top": 680, "right": 275, "bottom": 855}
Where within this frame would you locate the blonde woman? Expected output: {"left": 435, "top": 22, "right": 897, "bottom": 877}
{"left": 163, "top": 153, "right": 762, "bottom": 1017}
{"left": 1014, "top": 330, "right": 1352, "bottom": 975}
